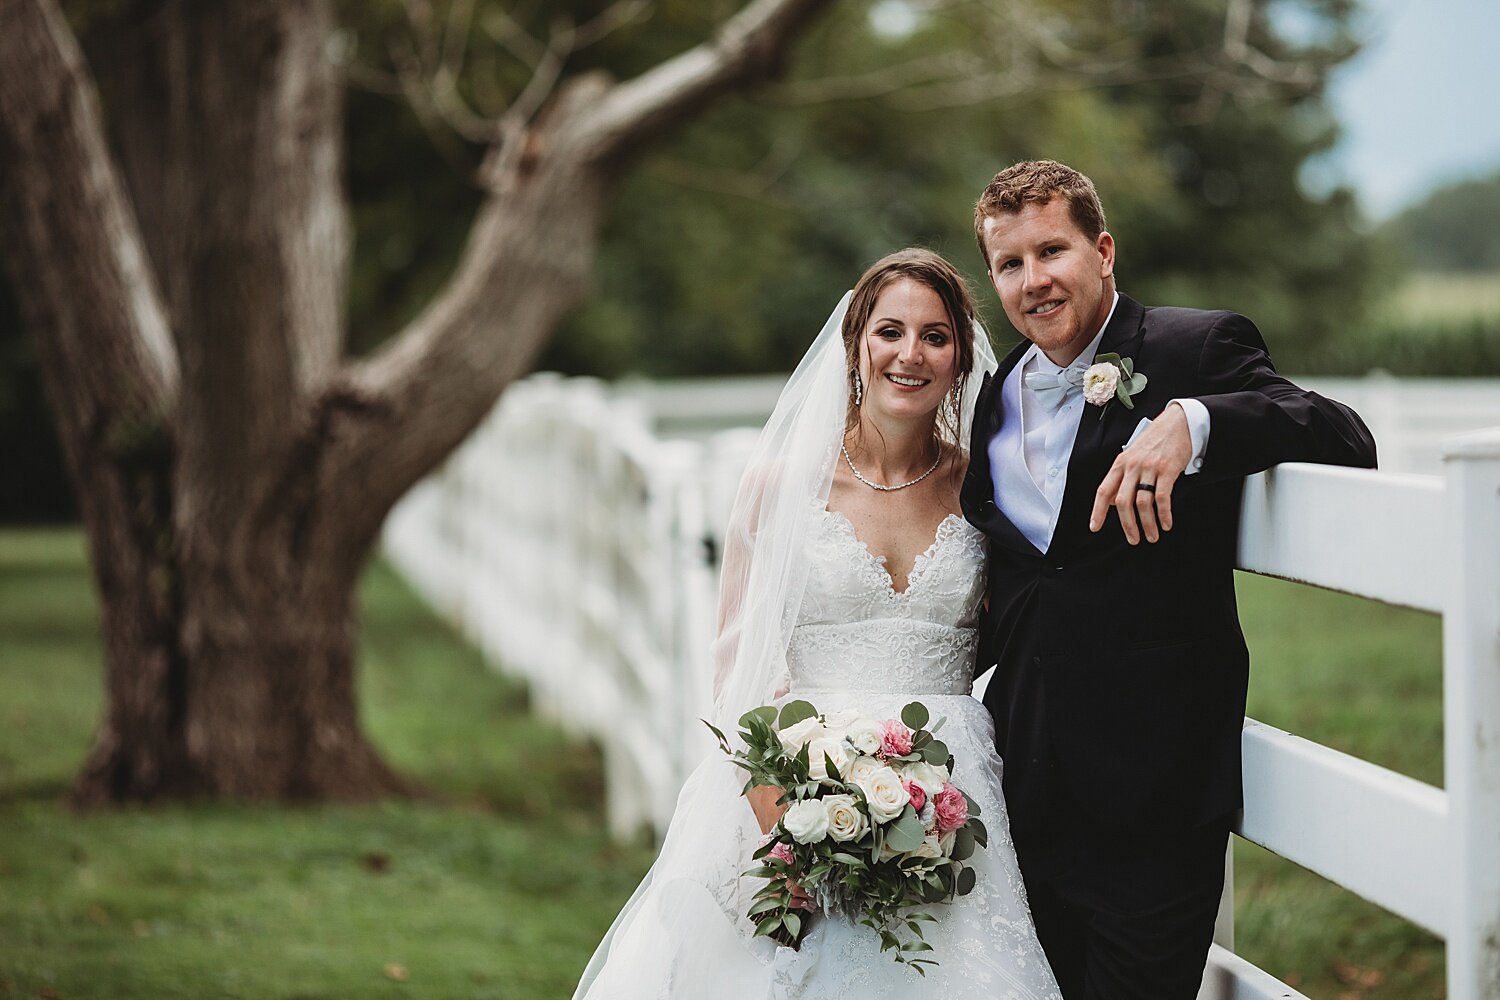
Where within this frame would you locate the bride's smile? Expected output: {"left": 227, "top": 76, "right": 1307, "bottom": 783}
{"left": 858, "top": 277, "right": 957, "bottom": 423}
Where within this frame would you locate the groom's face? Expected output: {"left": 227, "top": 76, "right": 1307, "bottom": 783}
{"left": 982, "top": 197, "right": 1116, "bottom": 367}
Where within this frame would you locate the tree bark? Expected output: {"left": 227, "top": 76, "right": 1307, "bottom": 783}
{"left": 0, "top": 0, "right": 832, "bottom": 805}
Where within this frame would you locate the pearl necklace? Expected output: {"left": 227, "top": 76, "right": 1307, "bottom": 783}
{"left": 841, "top": 444, "right": 942, "bottom": 492}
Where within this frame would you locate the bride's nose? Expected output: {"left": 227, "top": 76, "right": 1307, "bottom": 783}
{"left": 898, "top": 333, "right": 923, "bottom": 365}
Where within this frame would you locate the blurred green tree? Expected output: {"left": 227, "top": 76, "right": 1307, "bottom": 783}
{"left": 0, "top": 0, "right": 1371, "bottom": 804}
{"left": 1381, "top": 168, "right": 1500, "bottom": 273}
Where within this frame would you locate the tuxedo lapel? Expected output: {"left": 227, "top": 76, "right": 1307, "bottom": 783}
{"left": 963, "top": 340, "right": 1035, "bottom": 557}
{"left": 1048, "top": 296, "right": 1149, "bottom": 557}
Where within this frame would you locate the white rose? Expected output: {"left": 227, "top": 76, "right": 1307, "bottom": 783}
{"left": 902, "top": 761, "right": 950, "bottom": 798}
{"left": 821, "top": 708, "right": 861, "bottom": 731}
{"left": 844, "top": 717, "right": 884, "bottom": 755}
{"left": 843, "top": 754, "right": 882, "bottom": 787}
{"left": 1082, "top": 362, "right": 1120, "bottom": 406}
{"left": 807, "top": 736, "right": 852, "bottom": 785}
{"left": 783, "top": 799, "right": 830, "bottom": 844}
{"left": 777, "top": 715, "right": 824, "bottom": 751}
{"left": 823, "top": 794, "right": 869, "bottom": 843}
{"left": 857, "top": 765, "right": 910, "bottom": 823}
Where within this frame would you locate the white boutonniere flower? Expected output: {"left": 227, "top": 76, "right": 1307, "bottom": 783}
{"left": 1087, "top": 352, "right": 1147, "bottom": 417}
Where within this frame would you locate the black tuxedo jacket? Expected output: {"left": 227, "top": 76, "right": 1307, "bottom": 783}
{"left": 961, "top": 294, "right": 1376, "bottom": 873}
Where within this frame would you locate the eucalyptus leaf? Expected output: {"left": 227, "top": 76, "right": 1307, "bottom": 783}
{"left": 960, "top": 790, "right": 981, "bottom": 817}
{"left": 777, "top": 700, "right": 818, "bottom": 730}
{"left": 957, "top": 866, "right": 977, "bottom": 895}
{"left": 950, "top": 827, "right": 975, "bottom": 861}
{"left": 1094, "top": 352, "right": 1121, "bottom": 365}
{"left": 900, "top": 702, "right": 929, "bottom": 731}
{"left": 921, "top": 739, "right": 950, "bottom": 766}
{"left": 1127, "top": 372, "right": 1147, "bottom": 394}
{"left": 883, "top": 809, "right": 927, "bottom": 852}
{"left": 741, "top": 706, "right": 777, "bottom": 730}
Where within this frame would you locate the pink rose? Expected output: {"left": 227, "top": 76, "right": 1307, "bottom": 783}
{"left": 879, "top": 720, "right": 914, "bottom": 758}
{"left": 902, "top": 779, "right": 927, "bottom": 812}
{"left": 769, "top": 841, "right": 796, "bottom": 866}
{"left": 933, "top": 784, "right": 968, "bottom": 834}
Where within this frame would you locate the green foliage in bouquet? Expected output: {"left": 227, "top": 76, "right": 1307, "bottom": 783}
{"left": 705, "top": 700, "right": 989, "bottom": 974}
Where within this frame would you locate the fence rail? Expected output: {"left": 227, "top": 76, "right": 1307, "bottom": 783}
{"left": 383, "top": 372, "right": 1500, "bottom": 999}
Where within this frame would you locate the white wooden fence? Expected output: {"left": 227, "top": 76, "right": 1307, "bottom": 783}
{"left": 382, "top": 372, "right": 1500, "bottom": 998}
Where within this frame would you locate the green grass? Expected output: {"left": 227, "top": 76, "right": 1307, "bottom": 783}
{"left": 0, "top": 533, "right": 1448, "bottom": 998}
{"left": 0, "top": 529, "right": 655, "bottom": 1000}
{"left": 1383, "top": 273, "right": 1500, "bottom": 328}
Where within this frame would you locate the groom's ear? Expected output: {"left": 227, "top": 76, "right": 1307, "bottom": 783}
{"left": 1096, "top": 230, "right": 1116, "bottom": 279}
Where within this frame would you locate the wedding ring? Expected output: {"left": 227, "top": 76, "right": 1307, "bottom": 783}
{"left": 1136, "top": 483, "right": 1157, "bottom": 493}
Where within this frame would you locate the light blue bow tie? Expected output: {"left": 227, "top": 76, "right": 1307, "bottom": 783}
{"left": 1023, "top": 360, "right": 1089, "bottom": 409}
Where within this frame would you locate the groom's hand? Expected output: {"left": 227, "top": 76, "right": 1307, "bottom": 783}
{"left": 1090, "top": 403, "right": 1194, "bottom": 544}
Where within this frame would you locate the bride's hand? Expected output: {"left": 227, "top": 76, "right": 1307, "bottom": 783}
{"left": 747, "top": 783, "right": 787, "bottom": 835}
{"left": 747, "top": 785, "right": 816, "bottom": 911}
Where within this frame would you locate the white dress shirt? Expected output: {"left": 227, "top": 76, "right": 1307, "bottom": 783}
{"left": 988, "top": 292, "right": 1210, "bottom": 553}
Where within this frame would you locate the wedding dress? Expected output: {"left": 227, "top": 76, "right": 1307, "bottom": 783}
{"left": 572, "top": 500, "right": 1062, "bottom": 999}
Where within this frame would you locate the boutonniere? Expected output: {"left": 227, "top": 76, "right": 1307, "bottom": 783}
{"left": 1083, "top": 353, "right": 1147, "bottom": 417}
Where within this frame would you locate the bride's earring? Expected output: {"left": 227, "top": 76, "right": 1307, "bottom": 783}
{"left": 851, "top": 369, "right": 863, "bottom": 407}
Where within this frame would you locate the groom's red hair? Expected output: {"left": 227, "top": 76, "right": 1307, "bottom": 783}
{"left": 974, "top": 160, "right": 1108, "bottom": 262}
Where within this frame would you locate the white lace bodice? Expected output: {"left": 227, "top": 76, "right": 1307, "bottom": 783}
{"left": 787, "top": 507, "right": 986, "bottom": 698}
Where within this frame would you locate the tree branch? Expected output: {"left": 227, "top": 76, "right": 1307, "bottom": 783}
{"left": 566, "top": 0, "right": 836, "bottom": 166}
{"left": 326, "top": 0, "right": 835, "bottom": 546}
{"left": 0, "top": 0, "right": 178, "bottom": 433}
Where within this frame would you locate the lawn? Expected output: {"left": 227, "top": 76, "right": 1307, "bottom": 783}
{"left": 0, "top": 529, "right": 1445, "bottom": 998}
{"left": 0, "top": 529, "right": 654, "bottom": 1000}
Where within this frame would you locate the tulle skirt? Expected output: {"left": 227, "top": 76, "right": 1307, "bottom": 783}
{"left": 571, "top": 692, "right": 1062, "bottom": 1000}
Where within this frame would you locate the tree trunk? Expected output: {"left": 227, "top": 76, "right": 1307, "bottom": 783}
{"left": 0, "top": 0, "right": 833, "bottom": 806}
{"left": 71, "top": 490, "right": 410, "bottom": 804}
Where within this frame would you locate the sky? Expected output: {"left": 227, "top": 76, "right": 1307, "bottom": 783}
{"left": 1319, "top": 0, "right": 1500, "bottom": 220}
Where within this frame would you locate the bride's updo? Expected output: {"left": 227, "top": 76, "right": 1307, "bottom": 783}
{"left": 841, "top": 247, "right": 979, "bottom": 445}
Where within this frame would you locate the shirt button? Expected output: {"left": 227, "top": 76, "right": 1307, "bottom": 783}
{"left": 1193, "top": 457, "right": 1204, "bottom": 469}
{"left": 1047, "top": 468, "right": 1059, "bottom": 478}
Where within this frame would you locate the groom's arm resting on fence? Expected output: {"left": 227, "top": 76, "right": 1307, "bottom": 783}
{"left": 1195, "top": 312, "right": 1378, "bottom": 477}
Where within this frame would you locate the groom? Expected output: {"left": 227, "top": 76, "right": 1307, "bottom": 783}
{"left": 960, "top": 160, "right": 1377, "bottom": 998}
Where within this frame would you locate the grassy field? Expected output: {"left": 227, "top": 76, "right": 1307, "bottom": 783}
{"left": 0, "top": 529, "right": 654, "bottom": 1000}
{"left": 1382, "top": 273, "right": 1500, "bottom": 327}
{"left": 0, "top": 529, "right": 1445, "bottom": 998}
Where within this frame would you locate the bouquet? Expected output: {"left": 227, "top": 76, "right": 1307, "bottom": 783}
{"left": 705, "top": 700, "right": 988, "bottom": 973}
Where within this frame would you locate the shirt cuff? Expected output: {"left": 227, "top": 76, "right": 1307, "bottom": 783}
{"left": 1121, "top": 399, "right": 1212, "bottom": 475}
{"left": 1171, "top": 398, "right": 1210, "bottom": 475}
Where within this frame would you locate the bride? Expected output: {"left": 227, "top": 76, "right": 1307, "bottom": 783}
{"left": 573, "top": 249, "right": 1062, "bottom": 999}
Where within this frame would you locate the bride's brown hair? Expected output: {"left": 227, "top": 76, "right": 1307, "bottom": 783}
{"left": 841, "top": 248, "right": 978, "bottom": 448}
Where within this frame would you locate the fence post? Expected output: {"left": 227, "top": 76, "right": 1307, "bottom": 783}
{"left": 1213, "top": 846, "right": 1234, "bottom": 950}
{"left": 1443, "top": 428, "right": 1500, "bottom": 1000}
